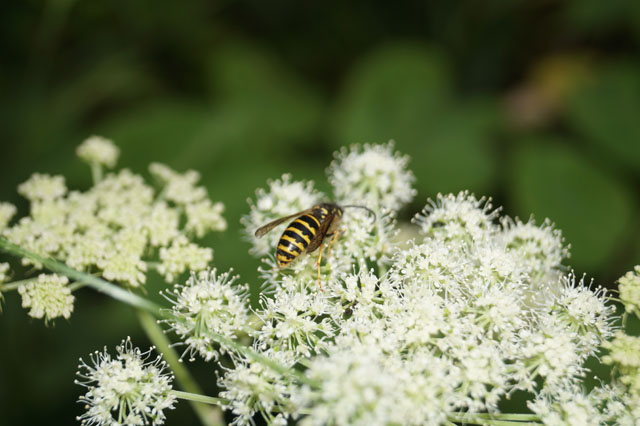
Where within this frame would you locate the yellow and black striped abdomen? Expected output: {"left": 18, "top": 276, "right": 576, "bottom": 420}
{"left": 276, "top": 214, "right": 320, "bottom": 267}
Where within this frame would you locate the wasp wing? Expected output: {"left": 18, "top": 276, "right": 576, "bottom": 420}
{"left": 254, "top": 209, "right": 314, "bottom": 238}
{"left": 306, "top": 213, "right": 335, "bottom": 253}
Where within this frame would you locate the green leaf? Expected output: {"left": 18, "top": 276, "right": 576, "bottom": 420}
{"left": 409, "top": 99, "right": 500, "bottom": 196}
{"left": 333, "top": 42, "right": 453, "bottom": 147}
{"left": 510, "top": 140, "right": 635, "bottom": 274}
{"left": 562, "top": 0, "right": 640, "bottom": 40}
{"left": 97, "top": 99, "right": 213, "bottom": 168}
{"left": 332, "top": 42, "right": 500, "bottom": 197}
{"left": 567, "top": 62, "right": 640, "bottom": 171}
{"left": 205, "top": 40, "right": 324, "bottom": 148}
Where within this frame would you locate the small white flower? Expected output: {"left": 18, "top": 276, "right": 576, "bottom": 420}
{"left": 333, "top": 208, "right": 397, "bottom": 270}
{"left": 144, "top": 202, "right": 180, "bottom": 247}
{"left": 164, "top": 269, "right": 249, "bottom": 361}
{"left": 603, "top": 331, "right": 640, "bottom": 395}
{"left": 254, "top": 283, "right": 336, "bottom": 358}
{"left": 549, "top": 275, "right": 614, "bottom": 353}
{"left": 219, "top": 351, "right": 297, "bottom": 426}
{"left": 413, "top": 191, "right": 499, "bottom": 246}
{"left": 98, "top": 228, "right": 148, "bottom": 287}
{"left": 618, "top": 266, "right": 640, "bottom": 317}
{"left": 501, "top": 217, "right": 569, "bottom": 282}
{"left": 334, "top": 269, "right": 379, "bottom": 307}
{"left": 93, "top": 170, "right": 155, "bottom": 228}
{"left": 603, "top": 331, "right": 640, "bottom": 370}
{"left": 0, "top": 262, "right": 10, "bottom": 283}
{"left": 149, "top": 163, "right": 207, "bottom": 205}
{"left": 76, "top": 136, "right": 120, "bottom": 168}
{"left": 594, "top": 385, "right": 640, "bottom": 425}
{"left": 185, "top": 199, "right": 227, "bottom": 238}
{"left": 242, "top": 174, "right": 323, "bottom": 256}
{"left": 519, "top": 317, "right": 584, "bottom": 392}
{"left": 298, "top": 342, "right": 454, "bottom": 426}
{"left": 0, "top": 202, "right": 16, "bottom": 231}
{"left": 528, "top": 385, "right": 604, "bottom": 426}
{"left": 75, "top": 337, "right": 177, "bottom": 426}
{"left": 387, "top": 239, "right": 468, "bottom": 296}
{"left": 327, "top": 142, "right": 416, "bottom": 213}
{"left": 18, "top": 173, "right": 67, "bottom": 201}
{"left": 18, "top": 273, "right": 74, "bottom": 323}
{"left": 158, "top": 237, "right": 213, "bottom": 282}
{"left": 65, "top": 224, "right": 110, "bottom": 271}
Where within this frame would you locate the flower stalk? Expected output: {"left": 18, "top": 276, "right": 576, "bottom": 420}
{"left": 138, "top": 309, "right": 225, "bottom": 426}
{"left": 0, "top": 237, "right": 163, "bottom": 316}
{"left": 0, "top": 277, "right": 38, "bottom": 292}
{"left": 446, "top": 412, "right": 541, "bottom": 425}
{"left": 171, "top": 390, "right": 229, "bottom": 407}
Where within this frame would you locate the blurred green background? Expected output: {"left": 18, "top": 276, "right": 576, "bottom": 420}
{"left": 1, "top": 0, "right": 640, "bottom": 424}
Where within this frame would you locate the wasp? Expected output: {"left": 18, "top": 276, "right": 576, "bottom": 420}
{"left": 255, "top": 203, "right": 375, "bottom": 289}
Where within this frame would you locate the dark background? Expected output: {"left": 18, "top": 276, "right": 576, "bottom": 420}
{"left": 1, "top": 1, "right": 640, "bottom": 424}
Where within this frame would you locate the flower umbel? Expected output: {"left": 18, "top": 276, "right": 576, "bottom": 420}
{"left": 75, "top": 337, "right": 177, "bottom": 426}
{"left": 18, "top": 273, "right": 74, "bottom": 323}
{"left": 164, "top": 269, "right": 250, "bottom": 362}
{"left": 17, "top": 173, "right": 67, "bottom": 201}
{"left": 76, "top": 136, "right": 120, "bottom": 168}
{"left": 327, "top": 142, "right": 416, "bottom": 213}
{"left": 0, "top": 262, "right": 10, "bottom": 283}
{"left": 2, "top": 137, "right": 225, "bottom": 294}
{"left": 0, "top": 202, "right": 16, "bottom": 231}
{"left": 618, "top": 265, "right": 640, "bottom": 317}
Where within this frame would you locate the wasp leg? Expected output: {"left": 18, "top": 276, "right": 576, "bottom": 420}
{"left": 326, "top": 229, "right": 342, "bottom": 258}
{"left": 316, "top": 243, "right": 325, "bottom": 291}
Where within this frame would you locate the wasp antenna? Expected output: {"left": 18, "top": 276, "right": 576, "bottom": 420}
{"left": 342, "top": 204, "right": 376, "bottom": 222}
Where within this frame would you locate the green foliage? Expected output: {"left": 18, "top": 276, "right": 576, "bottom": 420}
{"left": 333, "top": 42, "right": 501, "bottom": 195}
{"left": 510, "top": 140, "right": 636, "bottom": 272}
{"left": 567, "top": 62, "right": 640, "bottom": 171}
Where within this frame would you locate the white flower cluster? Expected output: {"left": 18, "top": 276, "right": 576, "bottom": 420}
{"left": 528, "top": 382, "right": 640, "bottom": 426}
{"left": 76, "top": 136, "right": 120, "bottom": 168}
{"left": 327, "top": 142, "right": 416, "bottom": 212}
{"left": 168, "top": 143, "right": 618, "bottom": 425}
{"left": 75, "top": 338, "right": 176, "bottom": 426}
{"left": 0, "top": 262, "right": 10, "bottom": 283}
{"left": 2, "top": 137, "right": 226, "bottom": 290}
{"left": 0, "top": 202, "right": 16, "bottom": 231}
{"left": 18, "top": 273, "right": 74, "bottom": 323}
{"left": 218, "top": 351, "right": 298, "bottom": 426}
{"left": 164, "top": 269, "right": 250, "bottom": 361}
{"left": 545, "top": 267, "right": 640, "bottom": 425}
{"left": 618, "top": 265, "right": 640, "bottom": 317}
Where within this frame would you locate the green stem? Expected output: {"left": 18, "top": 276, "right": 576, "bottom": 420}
{"left": 145, "top": 261, "right": 162, "bottom": 270}
{"left": 171, "top": 390, "right": 229, "bottom": 407}
{"left": 138, "top": 310, "right": 224, "bottom": 426}
{"left": 68, "top": 282, "right": 87, "bottom": 292}
{"left": 0, "top": 277, "right": 38, "bottom": 291}
{"left": 90, "top": 163, "right": 103, "bottom": 185}
{"left": 463, "top": 413, "right": 541, "bottom": 421}
{"left": 447, "top": 412, "right": 541, "bottom": 425}
{"left": 0, "top": 237, "right": 314, "bottom": 388}
{"left": 0, "top": 237, "right": 162, "bottom": 317}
